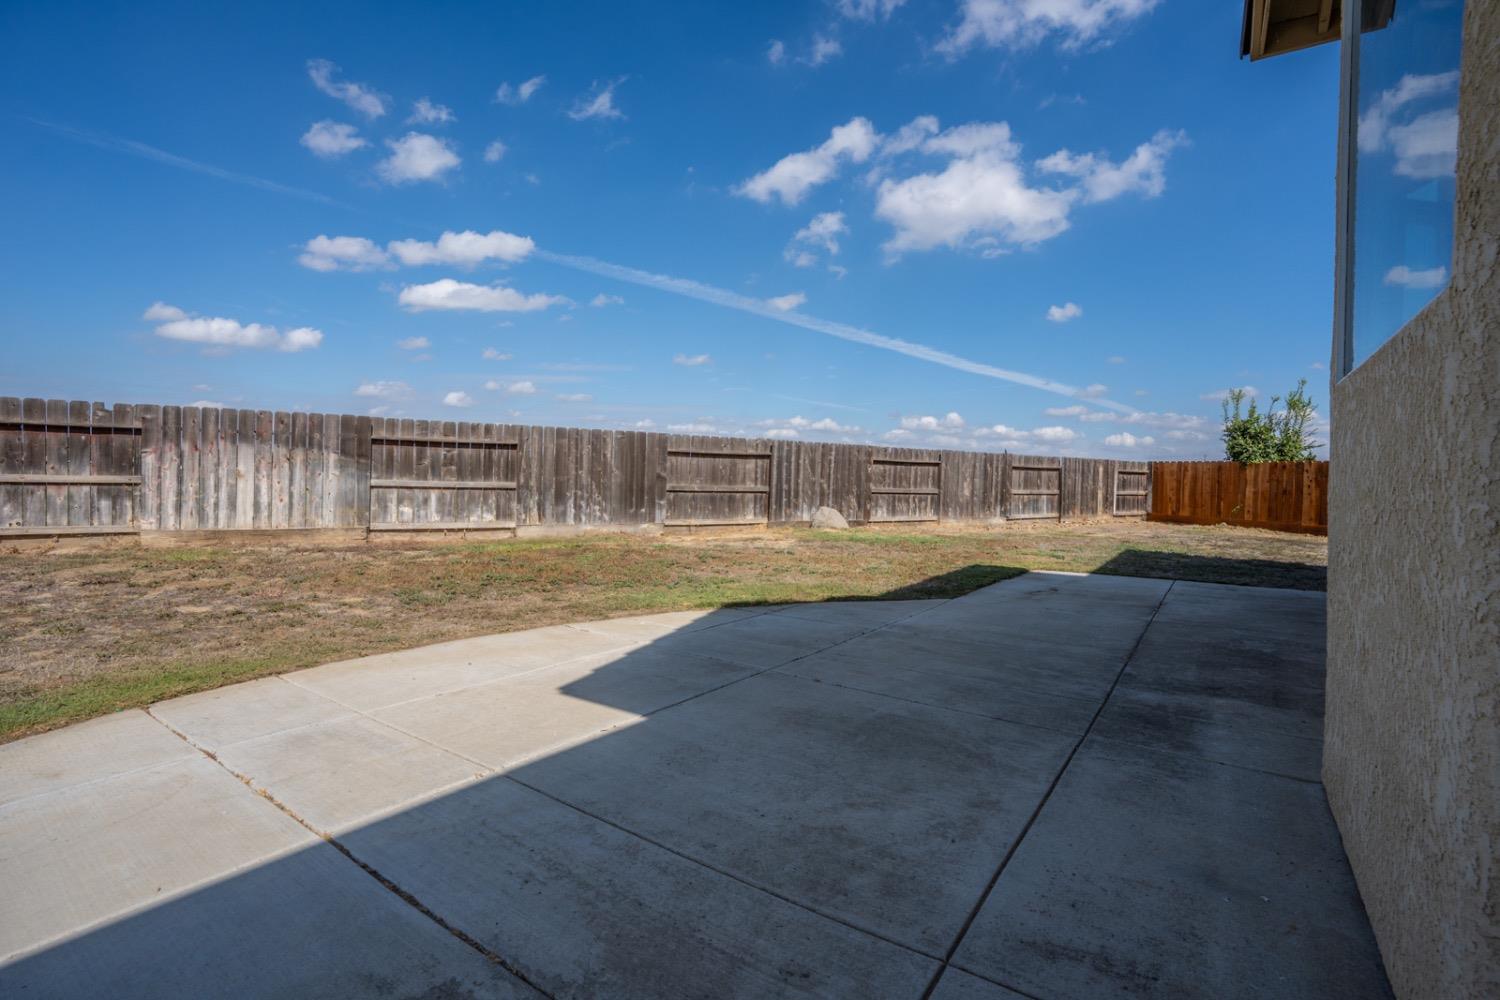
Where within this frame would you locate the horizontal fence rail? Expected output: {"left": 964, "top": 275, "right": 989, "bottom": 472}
{"left": 1148, "top": 460, "right": 1328, "bottom": 535}
{"left": 1, "top": 395, "right": 1173, "bottom": 538}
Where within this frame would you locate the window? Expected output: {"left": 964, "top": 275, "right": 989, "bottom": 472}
{"left": 1340, "top": 0, "right": 1466, "bottom": 375}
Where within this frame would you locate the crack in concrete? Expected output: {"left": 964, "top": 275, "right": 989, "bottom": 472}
{"left": 141, "top": 705, "right": 558, "bottom": 1000}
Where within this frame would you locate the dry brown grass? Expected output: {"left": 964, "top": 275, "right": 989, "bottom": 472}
{"left": 0, "top": 519, "right": 1326, "bottom": 741}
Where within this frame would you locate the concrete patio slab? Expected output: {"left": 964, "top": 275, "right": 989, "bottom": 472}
{"left": 928, "top": 967, "right": 1030, "bottom": 999}
{"left": 367, "top": 643, "right": 768, "bottom": 772}
{"left": 150, "top": 674, "right": 356, "bottom": 750}
{"left": 207, "top": 714, "right": 485, "bottom": 834}
{"left": 0, "top": 840, "right": 542, "bottom": 999}
{"left": 627, "top": 619, "right": 860, "bottom": 672}
{"left": 0, "top": 570, "right": 1390, "bottom": 998}
{"left": 513, "top": 669, "right": 1076, "bottom": 954}
{"left": 286, "top": 624, "right": 635, "bottom": 712}
{"left": 769, "top": 597, "right": 949, "bottom": 627}
{"left": 0, "top": 755, "right": 313, "bottom": 962}
{"left": 341, "top": 776, "right": 938, "bottom": 1000}
{"left": 778, "top": 625, "right": 1129, "bottom": 734}
{"left": 564, "top": 605, "right": 770, "bottom": 642}
{"left": 0, "top": 710, "right": 194, "bottom": 806}
{"left": 952, "top": 735, "right": 1392, "bottom": 999}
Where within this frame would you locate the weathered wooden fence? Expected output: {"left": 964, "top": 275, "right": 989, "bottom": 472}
{"left": 1149, "top": 460, "right": 1328, "bottom": 535}
{"left": 0, "top": 396, "right": 1159, "bottom": 538}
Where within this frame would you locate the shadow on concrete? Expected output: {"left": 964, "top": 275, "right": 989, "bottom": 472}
{"left": 1094, "top": 549, "right": 1326, "bottom": 591}
{"left": 0, "top": 566, "right": 1386, "bottom": 1000}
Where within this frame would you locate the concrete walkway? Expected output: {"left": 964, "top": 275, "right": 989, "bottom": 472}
{"left": 0, "top": 572, "right": 1390, "bottom": 998}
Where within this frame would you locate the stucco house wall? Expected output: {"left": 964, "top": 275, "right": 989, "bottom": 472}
{"left": 1323, "top": 6, "right": 1499, "bottom": 998}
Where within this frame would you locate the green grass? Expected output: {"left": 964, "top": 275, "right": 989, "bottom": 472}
{"left": 0, "top": 648, "right": 339, "bottom": 737}
{"left": 2, "top": 521, "right": 1326, "bottom": 742}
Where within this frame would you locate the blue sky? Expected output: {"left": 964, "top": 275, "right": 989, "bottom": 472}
{"left": 1, "top": 0, "right": 1341, "bottom": 457}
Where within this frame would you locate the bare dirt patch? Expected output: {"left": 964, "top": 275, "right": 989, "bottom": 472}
{"left": 0, "top": 519, "right": 1325, "bottom": 740}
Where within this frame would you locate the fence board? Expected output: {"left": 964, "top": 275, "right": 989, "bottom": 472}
{"left": 0, "top": 399, "right": 22, "bottom": 528}
{"left": 1149, "top": 461, "right": 1327, "bottom": 534}
{"left": 665, "top": 435, "right": 772, "bottom": 525}
{"left": 8, "top": 393, "right": 1328, "bottom": 541}
{"left": 1114, "top": 461, "right": 1150, "bottom": 516}
{"left": 1008, "top": 454, "right": 1061, "bottom": 520}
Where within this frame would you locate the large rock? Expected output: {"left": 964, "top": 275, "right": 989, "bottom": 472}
{"left": 811, "top": 506, "right": 850, "bottom": 530}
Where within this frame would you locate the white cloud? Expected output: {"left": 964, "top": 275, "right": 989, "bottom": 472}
{"left": 307, "top": 59, "right": 387, "bottom": 119}
{"left": 937, "top": 0, "right": 1160, "bottom": 57}
{"left": 298, "top": 235, "right": 392, "bottom": 272}
{"left": 875, "top": 122, "right": 1070, "bottom": 254}
{"left": 767, "top": 292, "right": 807, "bottom": 311}
{"left": 900, "top": 412, "right": 965, "bottom": 430}
{"left": 187, "top": 400, "right": 225, "bottom": 409}
{"left": 1079, "top": 383, "right": 1108, "bottom": 398}
{"left": 870, "top": 118, "right": 1185, "bottom": 257}
{"left": 1044, "top": 404, "right": 1089, "bottom": 417}
{"left": 837, "top": 0, "right": 907, "bottom": 20}
{"left": 1103, "top": 431, "right": 1154, "bottom": 447}
{"left": 1388, "top": 110, "right": 1459, "bottom": 179}
{"left": 481, "top": 348, "right": 512, "bottom": 361}
{"left": 803, "top": 36, "right": 843, "bottom": 67}
{"left": 503, "top": 381, "right": 536, "bottom": 395}
{"left": 765, "top": 428, "right": 800, "bottom": 439}
{"left": 569, "top": 79, "right": 626, "bottom": 121}
{"left": 881, "top": 115, "right": 941, "bottom": 156}
{"left": 556, "top": 393, "right": 593, "bottom": 402}
{"left": 768, "top": 40, "right": 786, "bottom": 64}
{"left": 735, "top": 117, "right": 880, "bottom": 205}
{"left": 591, "top": 293, "right": 625, "bottom": 307}
{"left": 495, "top": 75, "right": 546, "bottom": 105}
{"left": 300, "top": 120, "right": 367, "bottom": 158}
{"left": 144, "top": 303, "right": 321, "bottom": 353}
{"left": 443, "top": 390, "right": 474, "bottom": 407}
{"left": 1165, "top": 429, "right": 1209, "bottom": 441}
{"left": 396, "top": 336, "right": 429, "bottom": 350}
{"left": 1037, "top": 129, "right": 1188, "bottom": 202}
{"left": 1047, "top": 302, "right": 1082, "bottom": 322}
{"left": 1359, "top": 72, "right": 1460, "bottom": 179}
{"left": 376, "top": 133, "right": 460, "bottom": 184}
{"left": 1107, "top": 355, "right": 1125, "bottom": 364}
{"left": 785, "top": 211, "right": 848, "bottom": 266}
{"left": 1383, "top": 264, "right": 1448, "bottom": 289}
{"left": 355, "top": 380, "right": 412, "bottom": 399}
{"left": 674, "top": 353, "right": 712, "bottom": 366}
{"left": 634, "top": 419, "right": 656, "bottom": 429}
{"left": 143, "top": 302, "right": 187, "bottom": 322}
{"left": 1031, "top": 425, "right": 1077, "bottom": 442}
{"left": 398, "top": 279, "right": 566, "bottom": 313}
{"left": 387, "top": 229, "right": 534, "bottom": 266}
{"left": 668, "top": 422, "right": 718, "bottom": 433}
{"left": 758, "top": 415, "right": 862, "bottom": 435}
{"left": 407, "top": 98, "right": 455, "bottom": 125}
{"left": 1200, "top": 386, "right": 1257, "bottom": 402}
{"left": 483, "top": 140, "right": 507, "bottom": 163}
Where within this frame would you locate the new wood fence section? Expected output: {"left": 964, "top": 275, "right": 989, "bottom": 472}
{"left": 1149, "top": 460, "right": 1328, "bottom": 534}
{"left": 2, "top": 395, "right": 1175, "bottom": 538}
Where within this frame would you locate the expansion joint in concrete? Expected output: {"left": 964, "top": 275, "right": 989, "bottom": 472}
{"left": 140, "top": 706, "right": 558, "bottom": 1000}
{"left": 918, "top": 580, "right": 1178, "bottom": 1000}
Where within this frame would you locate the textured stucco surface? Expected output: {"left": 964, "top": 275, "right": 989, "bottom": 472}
{"left": 1325, "top": 6, "right": 1500, "bottom": 998}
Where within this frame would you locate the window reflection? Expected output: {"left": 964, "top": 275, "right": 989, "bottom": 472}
{"left": 1351, "top": 0, "right": 1464, "bottom": 370}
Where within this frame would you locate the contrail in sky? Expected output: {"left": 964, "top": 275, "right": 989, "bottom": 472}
{"left": 536, "top": 249, "right": 1136, "bottom": 414}
{"left": 23, "top": 117, "right": 343, "bottom": 207}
